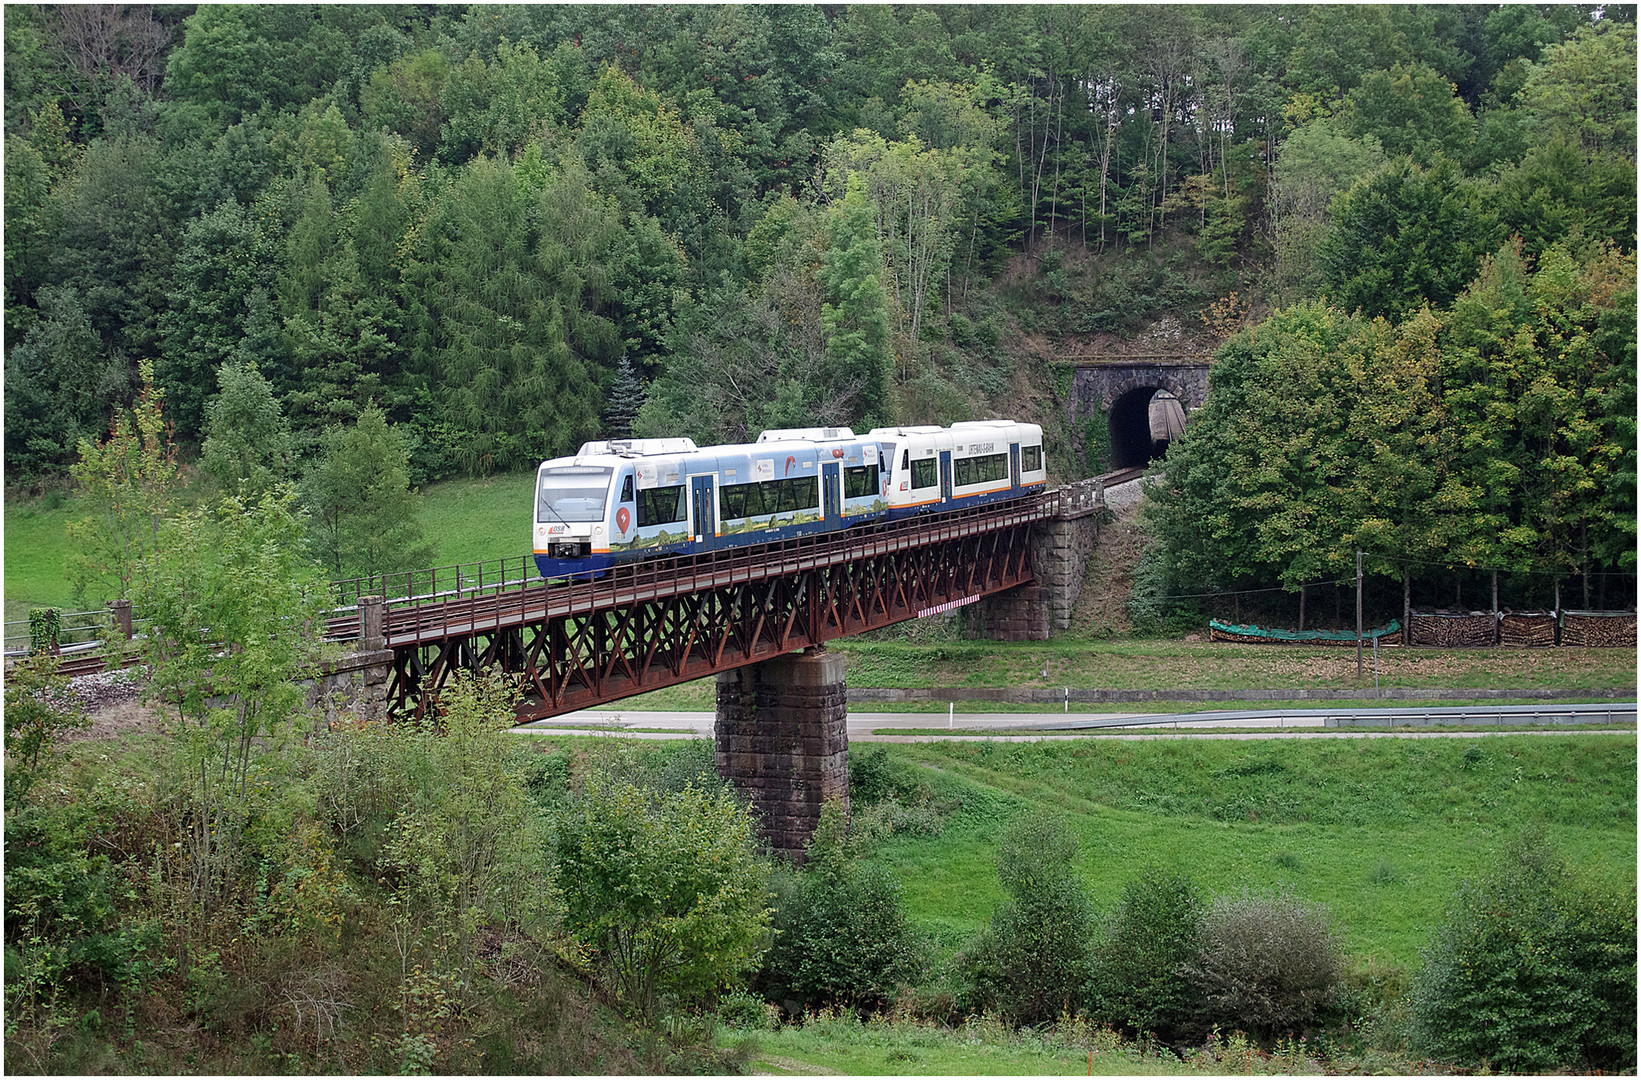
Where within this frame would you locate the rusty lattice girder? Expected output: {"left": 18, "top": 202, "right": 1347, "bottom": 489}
{"left": 381, "top": 498, "right": 1045, "bottom": 721}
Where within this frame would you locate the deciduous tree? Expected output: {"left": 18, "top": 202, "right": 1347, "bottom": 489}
{"left": 199, "top": 359, "right": 293, "bottom": 499}
{"left": 553, "top": 773, "right": 771, "bottom": 1018}
{"left": 303, "top": 405, "right": 433, "bottom": 580}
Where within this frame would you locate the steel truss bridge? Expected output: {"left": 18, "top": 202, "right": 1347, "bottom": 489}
{"left": 343, "top": 495, "right": 1062, "bottom": 721}
{"left": 40, "top": 480, "right": 1109, "bottom": 718}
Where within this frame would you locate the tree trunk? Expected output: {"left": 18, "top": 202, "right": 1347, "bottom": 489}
{"left": 1298, "top": 583, "right": 1306, "bottom": 631}
{"left": 1403, "top": 568, "right": 1411, "bottom": 646}
{"left": 1491, "top": 570, "right": 1499, "bottom": 645}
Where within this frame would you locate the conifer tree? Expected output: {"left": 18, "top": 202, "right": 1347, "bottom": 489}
{"left": 603, "top": 353, "right": 646, "bottom": 439}
{"left": 303, "top": 405, "right": 434, "bottom": 580}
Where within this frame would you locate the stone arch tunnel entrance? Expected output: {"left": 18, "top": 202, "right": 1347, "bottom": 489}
{"left": 1108, "top": 385, "right": 1186, "bottom": 469}
{"left": 1066, "top": 358, "right": 1210, "bottom": 474}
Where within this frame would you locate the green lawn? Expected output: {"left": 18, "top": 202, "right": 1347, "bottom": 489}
{"left": 417, "top": 469, "right": 536, "bottom": 567}
{"left": 3, "top": 492, "right": 87, "bottom": 624}
{"left": 3, "top": 472, "right": 534, "bottom": 620}
{"left": 832, "top": 637, "right": 1637, "bottom": 693}
{"left": 859, "top": 733, "right": 1636, "bottom": 969}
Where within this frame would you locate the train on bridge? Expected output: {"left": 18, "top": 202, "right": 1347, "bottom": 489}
{"left": 532, "top": 421, "right": 1046, "bottom": 578}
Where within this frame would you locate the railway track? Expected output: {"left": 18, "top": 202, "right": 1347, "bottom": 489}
{"left": 1097, "top": 465, "right": 1147, "bottom": 487}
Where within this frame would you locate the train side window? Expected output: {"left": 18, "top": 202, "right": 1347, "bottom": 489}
{"left": 620, "top": 475, "right": 634, "bottom": 502}
{"left": 843, "top": 464, "right": 878, "bottom": 499}
{"left": 901, "top": 449, "right": 910, "bottom": 471}
{"left": 1021, "top": 445, "right": 1043, "bottom": 473}
{"left": 720, "top": 484, "right": 746, "bottom": 519}
{"left": 911, "top": 457, "right": 937, "bottom": 489}
{"left": 955, "top": 452, "right": 1007, "bottom": 487}
{"left": 637, "top": 485, "right": 685, "bottom": 527}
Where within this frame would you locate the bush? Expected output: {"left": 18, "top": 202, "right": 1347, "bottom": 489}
{"left": 1085, "top": 868, "right": 1205, "bottom": 1040}
{"left": 956, "top": 810, "right": 1093, "bottom": 1025}
{"left": 1185, "top": 888, "right": 1344, "bottom": 1039}
{"left": 756, "top": 802, "right": 926, "bottom": 1011}
{"left": 717, "top": 986, "right": 780, "bottom": 1030}
{"left": 845, "top": 744, "right": 952, "bottom": 842}
{"left": 312, "top": 673, "right": 556, "bottom": 997}
{"left": 553, "top": 770, "right": 771, "bottom": 1018}
{"left": 1409, "top": 832, "right": 1638, "bottom": 1073}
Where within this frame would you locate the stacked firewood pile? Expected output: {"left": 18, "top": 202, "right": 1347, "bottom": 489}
{"left": 1409, "top": 611, "right": 1496, "bottom": 647}
{"left": 1208, "top": 611, "right": 1634, "bottom": 647}
{"left": 1499, "top": 612, "right": 1558, "bottom": 647}
{"left": 1560, "top": 611, "right": 1638, "bottom": 648}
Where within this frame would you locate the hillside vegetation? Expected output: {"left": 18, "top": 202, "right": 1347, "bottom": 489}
{"left": 6, "top": 4, "right": 1633, "bottom": 606}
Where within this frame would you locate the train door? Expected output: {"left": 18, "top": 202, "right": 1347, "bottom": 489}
{"left": 690, "top": 475, "right": 715, "bottom": 547}
{"left": 939, "top": 451, "right": 953, "bottom": 504}
{"left": 1008, "top": 443, "right": 1020, "bottom": 492}
{"left": 822, "top": 462, "right": 841, "bottom": 522}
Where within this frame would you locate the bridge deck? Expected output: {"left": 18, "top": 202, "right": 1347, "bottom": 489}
{"left": 376, "top": 495, "right": 1053, "bottom": 650}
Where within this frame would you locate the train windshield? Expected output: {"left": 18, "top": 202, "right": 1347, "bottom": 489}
{"left": 537, "top": 467, "right": 613, "bottom": 523}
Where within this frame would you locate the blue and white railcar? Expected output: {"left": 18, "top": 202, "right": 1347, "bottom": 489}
{"left": 532, "top": 431, "right": 889, "bottom": 579}
{"left": 755, "top": 428, "right": 888, "bottom": 527}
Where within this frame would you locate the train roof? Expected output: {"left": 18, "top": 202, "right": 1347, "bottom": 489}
{"left": 574, "top": 437, "right": 698, "bottom": 458}
{"left": 756, "top": 427, "right": 856, "bottom": 443}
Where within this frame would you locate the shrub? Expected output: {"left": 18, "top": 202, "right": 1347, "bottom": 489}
{"left": 756, "top": 802, "right": 926, "bottom": 1010}
{"left": 312, "top": 673, "right": 556, "bottom": 997}
{"left": 553, "top": 770, "right": 771, "bottom": 1018}
{"left": 717, "top": 986, "right": 780, "bottom": 1030}
{"left": 1085, "top": 868, "right": 1205, "bottom": 1040}
{"left": 1185, "top": 888, "right": 1344, "bottom": 1039}
{"left": 1409, "top": 832, "right": 1638, "bottom": 1073}
{"left": 956, "top": 810, "right": 1093, "bottom": 1025}
{"left": 3, "top": 657, "right": 88, "bottom": 802}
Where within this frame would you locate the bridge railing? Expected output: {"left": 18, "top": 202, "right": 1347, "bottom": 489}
{"left": 3, "top": 607, "right": 121, "bottom": 661}
{"left": 1055, "top": 476, "right": 1105, "bottom": 516}
{"left": 330, "top": 554, "right": 540, "bottom": 608}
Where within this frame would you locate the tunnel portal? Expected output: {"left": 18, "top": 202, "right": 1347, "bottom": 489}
{"left": 1107, "top": 386, "right": 1185, "bottom": 469}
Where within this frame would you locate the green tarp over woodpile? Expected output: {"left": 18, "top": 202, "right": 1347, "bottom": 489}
{"left": 1209, "top": 619, "right": 1402, "bottom": 645}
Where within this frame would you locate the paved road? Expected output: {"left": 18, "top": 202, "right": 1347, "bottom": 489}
{"left": 516, "top": 703, "right": 1634, "bottom": 742}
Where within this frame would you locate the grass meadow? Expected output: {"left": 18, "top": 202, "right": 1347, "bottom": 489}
{"left": 690, "top": 729, "right": 1636, "bottom": 1073}
{"left": 2, "top": 472, "right": 534, "bottom": 622}
{"left": 853, "top": 733, "right": 1635, "bottom": 968}
{"left": 726, "top": 1010, "right": 1180, "bottom": 1075}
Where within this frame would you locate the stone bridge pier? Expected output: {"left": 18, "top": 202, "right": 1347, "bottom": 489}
{"left": 714, "top": 648, "right": 849, "bottom": 859}
{"left": 981, "top": 480, "right": 1105, "bottom": 640}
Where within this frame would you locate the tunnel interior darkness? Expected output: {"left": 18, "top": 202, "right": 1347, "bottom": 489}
{"left": 1108, "top": 385, "right": 1179, "bottom": 469}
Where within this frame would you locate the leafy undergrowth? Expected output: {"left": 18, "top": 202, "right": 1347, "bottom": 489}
{"left": 859, "top": 734, "right": 1636, "bottom": 968}
{"left": 728, "top": 1009, "right": 1178, "bottom": 1076}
